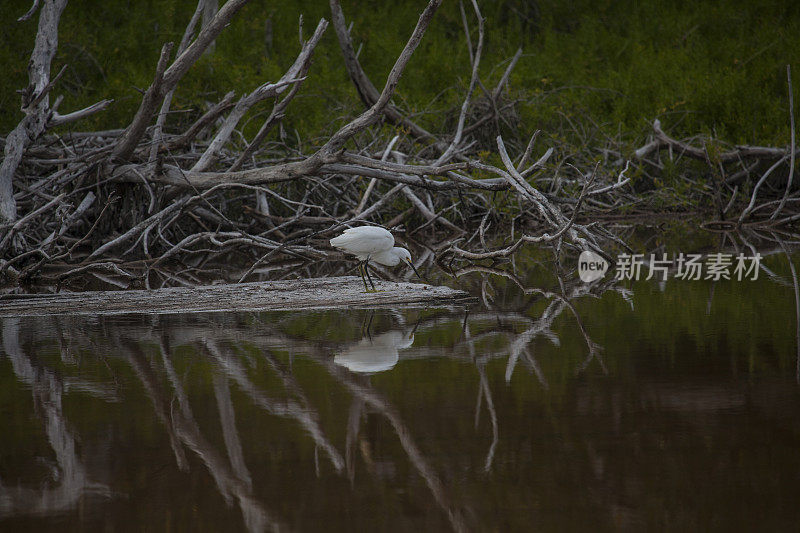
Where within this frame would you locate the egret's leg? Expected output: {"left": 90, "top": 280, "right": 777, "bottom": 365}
{"left": 358, "top": 261, "right": 370, "bottom": 292}
{"left": 363, "top": 259, "right": 377, "bottom": 291}
{"left": 363, "top": 311, "right": 374, "bottom": 340}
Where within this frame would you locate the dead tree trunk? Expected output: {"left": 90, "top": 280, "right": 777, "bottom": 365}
{"left": 0, "top": 0, "right": 68, "bottom": 228}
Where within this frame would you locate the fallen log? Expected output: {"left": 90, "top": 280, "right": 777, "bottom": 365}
{"left": 0, "top": 276, "right": 474, "bottom": 317}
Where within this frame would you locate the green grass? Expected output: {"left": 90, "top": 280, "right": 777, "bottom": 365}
{"left": 1, "top": 0, "right": 798, "bottom": 150}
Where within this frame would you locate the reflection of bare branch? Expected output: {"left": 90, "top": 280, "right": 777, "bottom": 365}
{"left": 345, "top": 398, "right": 365, "bottom": 483}
{"left": 214, "top": 374, "right": 252, "bottom": 489}
{"left": 476, "top": 363, "right": 498, "bottom": 473}
{"left": 200, "top": 319, "right": 472, "bottom": 524}
{"left": 556, "top": 290, "right": 606, "bottom": 375}
{"left": 465, "top": 311, "right": 498, "bottom": 472}
{"left": 122, "top": 340, "right": 277, "bottom": 533}
{"left": 453, "top": 266, "right": 612, "bottom": 378}
{"left": 0, "top": 318, "right": 111, "bottom": 517}
{"left": 2, "top": 275, "right": 618, "bottom": 526}
{"left": 773, "top": 233, "right": 800, "bottom": 384}
{"left": 61, "top": 378, "right": 120, "bottom": 401}
{"left": 523, "top": 347, "right": 549, "bottom": 391}
{"left": 505, "top": 298, "right": 561, "bottom": 383}
{"left": 317, "top": 357, "right": 470, "bottom": 533}
{"left": 51, "top": 315, "right": 122, "bottom": 401}
{"left": 121, "top": 338, "right": 189, "bottom": 471}
{"left": 158, "top": 335, "right": 193, "bottom": 418}
{"left": 203, "top": 338, "right": 345, "bottom": 472}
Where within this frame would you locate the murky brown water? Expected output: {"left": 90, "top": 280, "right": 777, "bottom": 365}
{"left": 1, "top": 237, "right": 799, "bottom": 531}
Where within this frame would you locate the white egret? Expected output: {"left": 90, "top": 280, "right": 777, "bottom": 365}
{"left": 329, "top": 226, "right": 422, "bottom": 291}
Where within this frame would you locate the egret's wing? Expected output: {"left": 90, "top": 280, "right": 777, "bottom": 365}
{"left": 329, "top": 226, "right": 394, "bottom": 255}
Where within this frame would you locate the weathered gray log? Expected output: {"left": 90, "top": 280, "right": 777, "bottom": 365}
{"left": 0, "top": 277, "right": 473, "bottom": 317}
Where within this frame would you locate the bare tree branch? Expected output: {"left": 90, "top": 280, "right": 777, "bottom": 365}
{"left": 329, "top": 0, "right": 438, "bottom": 143}
{"left": 0, "top": 0, "right": 68, "bottom": 227}
{"left": 112, "top": 0, "right": 251, "bottom": 161}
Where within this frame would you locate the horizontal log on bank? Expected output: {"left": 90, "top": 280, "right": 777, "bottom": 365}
{"left": 0, "top": 276, "right": 474, "bottom": 317}
{"left": 111, "top": 160, "right": 511, "bottom": 191}
{"left": 634, "top": 119, "right": 800, "bottom": 163}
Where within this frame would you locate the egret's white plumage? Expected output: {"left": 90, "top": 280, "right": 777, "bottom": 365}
{"left": 330, "top": 226, "right": 396, "bottom": 263}
{"left": 330, "top": 226, "right": 421, "bottom": 290}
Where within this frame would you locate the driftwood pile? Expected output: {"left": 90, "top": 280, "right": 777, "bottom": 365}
{"left": 1, "top": 0, "right": 797, "bottom": 290}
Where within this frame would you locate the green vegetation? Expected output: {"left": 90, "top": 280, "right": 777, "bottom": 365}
{"left": 1, "top": 0, "right": 798, "bottom": 150}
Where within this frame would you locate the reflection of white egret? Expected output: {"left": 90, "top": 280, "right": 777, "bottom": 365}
{"left": 334, "top": 330, "right": 415, "bottom": 373}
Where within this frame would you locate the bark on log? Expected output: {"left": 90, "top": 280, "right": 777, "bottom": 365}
{"left": 0, "top": 277, "right": 473, "bottom": 317}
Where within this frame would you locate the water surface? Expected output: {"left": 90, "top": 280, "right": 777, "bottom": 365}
{"left": 1, "top": 242, "right": 799, "bottom": 531}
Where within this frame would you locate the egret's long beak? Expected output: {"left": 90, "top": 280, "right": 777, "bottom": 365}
{"left": 406, "top": 258, "right": 425, "bottom": 282}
